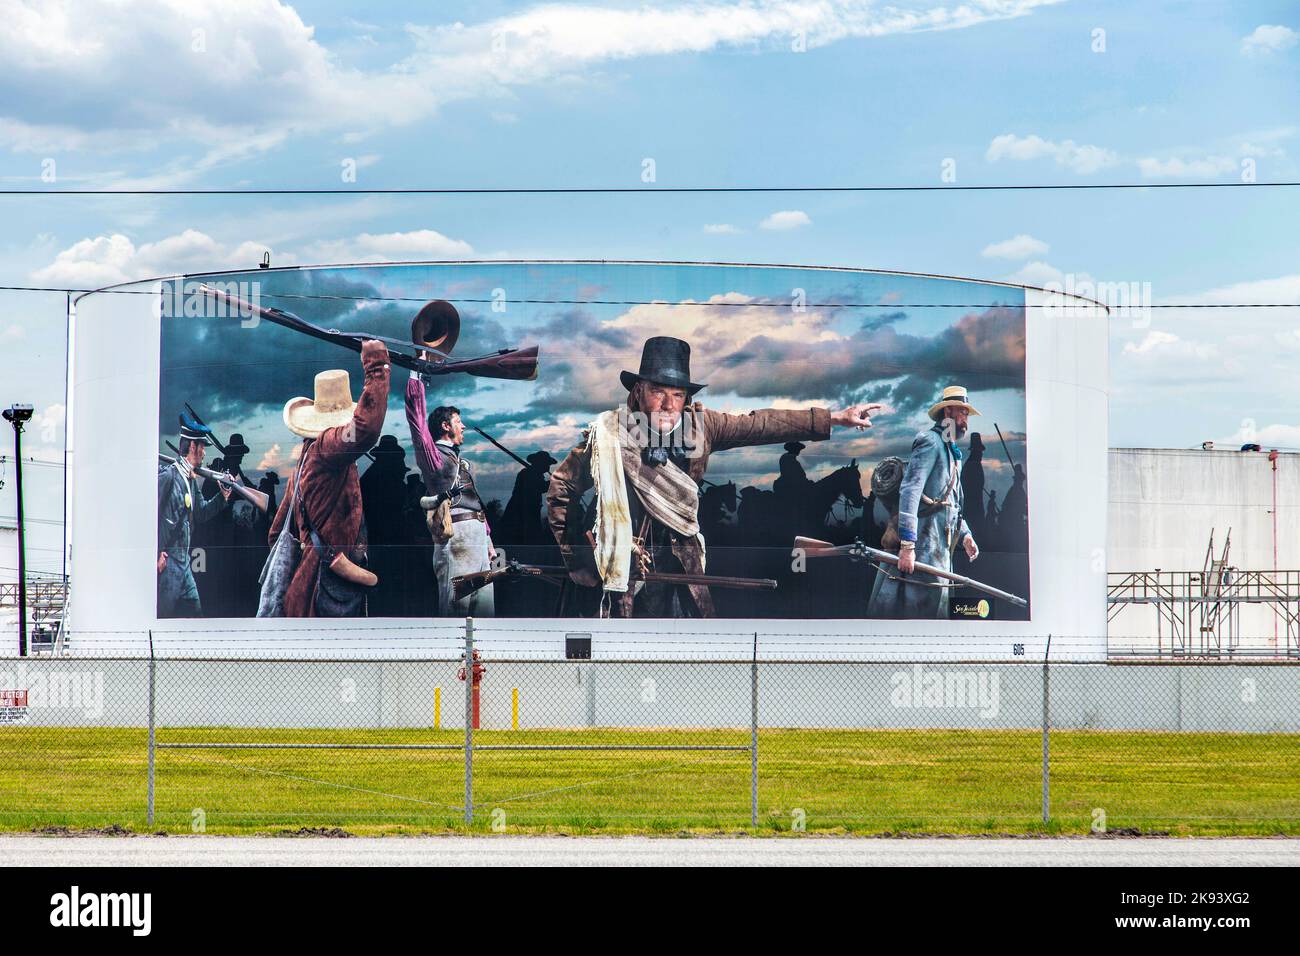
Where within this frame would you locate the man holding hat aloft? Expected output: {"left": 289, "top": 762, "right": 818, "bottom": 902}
{"left": 267, "top": 339, "right": 391, "bottom": 617}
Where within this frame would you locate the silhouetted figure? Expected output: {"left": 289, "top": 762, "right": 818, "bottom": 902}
{"left": 360, "top": 435, "right": 410, "bottom": 617}
{"left": 773, "top": 441, "right": 812, "bottom": 496}
{"left": 499, "top": 451, "right": 556, "bottom": 548}
{"left": 244, "top": 468, "right": 279, "bottom": 600}
{"left": 699, "top": 481, "right": 739, "bottom": 547}
{"left": 805, "top": 461, "right": 864, "bottom": 544}
{"left": 999, "top": 463, "right": 1028, "bottom": 553}
{"left": 257, "top": 472, "right": 280, "bottom": 521}
{"left": 403, "top": 472, "right": 436, "bottom": 616}
{"left": 961, "top": 433, "right": 986, "bottom": 544}
{"left": 194, "top": 448, "right": 238, "bottom": 616}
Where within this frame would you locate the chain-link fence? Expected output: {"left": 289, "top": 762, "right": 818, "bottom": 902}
{"left": 3, "top": 626, "right": 1298, "bottom": 835}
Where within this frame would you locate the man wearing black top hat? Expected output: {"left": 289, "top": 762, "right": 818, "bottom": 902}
{"left": 158, "top": 417, "right": 231, "bottom": 617}
{"left": 546, "top": 336, "right": 881, "bottom": 617}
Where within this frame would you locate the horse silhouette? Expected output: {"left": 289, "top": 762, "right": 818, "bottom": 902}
{"left": 794, "top": 460, "right": 865, "bottom": 543}
{"left": 699, "top": 480, "right": 739, "bottom": 546}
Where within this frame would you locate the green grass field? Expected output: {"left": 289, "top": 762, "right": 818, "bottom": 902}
{"left": 4, "top": 726, "right": 1299, "bottom": 836}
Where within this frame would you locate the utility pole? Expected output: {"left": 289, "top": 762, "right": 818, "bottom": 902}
{"left": 4, "top": 404, "right": 34, "bottom": 657}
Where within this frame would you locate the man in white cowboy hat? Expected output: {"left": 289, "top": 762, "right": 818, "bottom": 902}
{"left": 867, "top": 384, "right": 981, "bottom": 619}
{"left": 267, "top": 340, "right": 391, "bottom": 617}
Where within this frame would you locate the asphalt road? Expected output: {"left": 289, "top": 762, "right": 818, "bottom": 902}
{"left": 3, "top": 836, "right": 1297, "bottom": 866}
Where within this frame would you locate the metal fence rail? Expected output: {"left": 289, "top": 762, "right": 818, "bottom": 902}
{"left": 2, "top": 623, "right": 1298, "bottom": 835}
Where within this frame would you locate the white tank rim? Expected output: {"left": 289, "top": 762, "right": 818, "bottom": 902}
{"left": 68, "top": 259, "right": 1110, "bottom": 311}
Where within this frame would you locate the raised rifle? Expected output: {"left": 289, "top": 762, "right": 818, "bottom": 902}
{"left": 182, "top": 404, "right": 228, "bottom": 456}
{"left": 793, "top": 535, "right": 1028, "bottom": 608}
{"left": 470, "top": 426, "right": 531, "bottom": 470}
{"left": 159, "top": 451, "right": 270, "bottom": 513}
{"left": 199, "top": 284, "right": 539, "bottom": 381}
{"left": 993, "top": 422, "right": 1017, "bottom": 470}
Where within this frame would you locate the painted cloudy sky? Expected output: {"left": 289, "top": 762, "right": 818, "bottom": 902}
{"left": 158, "top": 263, "right": 1027, "bottom": 506}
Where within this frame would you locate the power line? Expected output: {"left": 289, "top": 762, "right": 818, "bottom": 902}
{"left": 0, "top": 283, "right": 1296, "bottom": 310}
{"left": 0, "top": 181, "right": 1297, "bottom": 195}
{"left": 0, "top": 457, "right": 63, "bottom": 469}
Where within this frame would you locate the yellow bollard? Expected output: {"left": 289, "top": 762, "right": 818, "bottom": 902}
{"left": 434, "top": 686, "right": 441, "bottom": 730}
{"left": 512, "top": 687, "right": 519, "bottom": 731}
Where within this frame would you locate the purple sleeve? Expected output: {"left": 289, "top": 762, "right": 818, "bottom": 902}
{"left": 405, "top": 374, "right": 442, "bottom": 485}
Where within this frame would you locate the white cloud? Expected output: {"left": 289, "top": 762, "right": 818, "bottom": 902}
{"left": 1003, "top": 260, "right": 1069, "bottom": 288}
{"left": 0, "top": 0, "right": 1066, "bottom": 159}
{"left": 301, "top": 230, "right": 474, "bottom": 263}
{"left": 1136, "top": 155, "right": 1237, "bottom": 179}
{"left": 30, "top": 231, "right": 281, "bottom": 287}
{"left": 30, "top": 227, "right": 474, "bottom": 286}
{"left": 981, "top": 234, "right": 1049, "bottom": 259}
{"left": 759, "top": 210, "right": 812, "bottom": 231}
{"left": 985, "top": 133, "right": 1119, "bottom": 174}
{"left": 703, "top": 223, "right": 740, "bottom": 234}
{"left": 1241, "top": 24, "right": 1298, "bottom": 56}
{"left": 31, "top": 403, "right": 66, "bottom": 443}
{"left": 1219, "top": 422, "right": 1300, "bottom": 449}
{"left": 1, "top": 325, "right": 26, "bottom": 343}
{"left": 1123, "top": 330, "right": 1179, "bottom": 355}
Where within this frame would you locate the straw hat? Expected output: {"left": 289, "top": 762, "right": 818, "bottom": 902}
{"left": 283, "top": 369, "right": 356, "bottom": 439}
{"left": 928, "top": 385, "right": 980, "bottom": 422}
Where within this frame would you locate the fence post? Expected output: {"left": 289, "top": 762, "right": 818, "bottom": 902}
{"left": 1041, "top": 634, "right": 1051, "bottom": 826}
{"left": 464, "top": 617, "right": 474, "bottom": 826}
{"left": 147, "top": 630, "right": 155, "bottom": 828}
{"left": 750, "top": 632, "right": 758, "bottom": 828}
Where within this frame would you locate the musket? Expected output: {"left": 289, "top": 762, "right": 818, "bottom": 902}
{"left": 793, "top": 535, "right": 1028, "bottom": 608}
{"left": 452, "top": 560, "right": 778, "bottom": 602}
{"left": 183, "top": 404, "right": 228, "bottom": 455}
{"left": 994, "top": 422, "right": 1016, "bottom": 470}
{"left": 470, "top": 426, "right": 530, "bottom": 470}
{"left": 198, "top": 284, "right": 539, "bottom": 381}
{"left": 452, "top": 560, "right": 564, "bottom": 603}
{"left": 159, "top": 453, "right": 270, "bottom": 513}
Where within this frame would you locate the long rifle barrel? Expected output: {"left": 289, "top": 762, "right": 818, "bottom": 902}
{"left": 198, "top": 285, "right": 539, "bottom": 381}
{"left": 471, "top": 426, "right": 530, "bottom": 469}
{"left": 793, "top": 535, "right": 1028, "bottom": 608}
{"left": 994, "top": 422, "right": 1016, "bottom": 469}
{"left": 159, "top": 454, "right": 270, "bottom": 513}
{"left": 452, "top": 562, "right": 778, "bottom": 601}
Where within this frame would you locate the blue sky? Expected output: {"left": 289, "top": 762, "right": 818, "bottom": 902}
{"left": 1, "top": 0, "right": 1298, "bottom": 572}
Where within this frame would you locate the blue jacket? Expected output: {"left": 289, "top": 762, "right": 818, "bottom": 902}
{"left": 896, "top": 423, "right": 971, "bottom": 571}
{"left": 158, "top": 461, "right": 226, "bottom": 570}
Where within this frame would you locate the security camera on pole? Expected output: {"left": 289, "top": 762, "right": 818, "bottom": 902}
{"left": 3, "top": 403, "right": 34, "bottom": 656}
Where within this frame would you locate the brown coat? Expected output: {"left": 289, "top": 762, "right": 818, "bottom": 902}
{"left": 546, "top": 403, "right": 831, "bottom": 615}
{"left": 268, "top": 343, "right": 391, "bottom": 617}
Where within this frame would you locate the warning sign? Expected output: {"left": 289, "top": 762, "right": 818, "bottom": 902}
{"left": 0, "top": 689, "right": 29, "bottom": 724}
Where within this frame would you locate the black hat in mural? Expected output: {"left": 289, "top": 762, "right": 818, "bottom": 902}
{"left": 620, "top": 336, "right": 706, "bottom": 396}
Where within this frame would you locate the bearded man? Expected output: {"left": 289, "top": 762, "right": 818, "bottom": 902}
{"left": 867, "top": 385, "right": 981, "bottom": 619}
{"left": 546, "top": 335, "right": 881, "bottom": 617}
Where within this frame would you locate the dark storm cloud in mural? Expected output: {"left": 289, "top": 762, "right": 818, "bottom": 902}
{"left": 159, "top": 264, "right": 1028, "bottom": 501}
